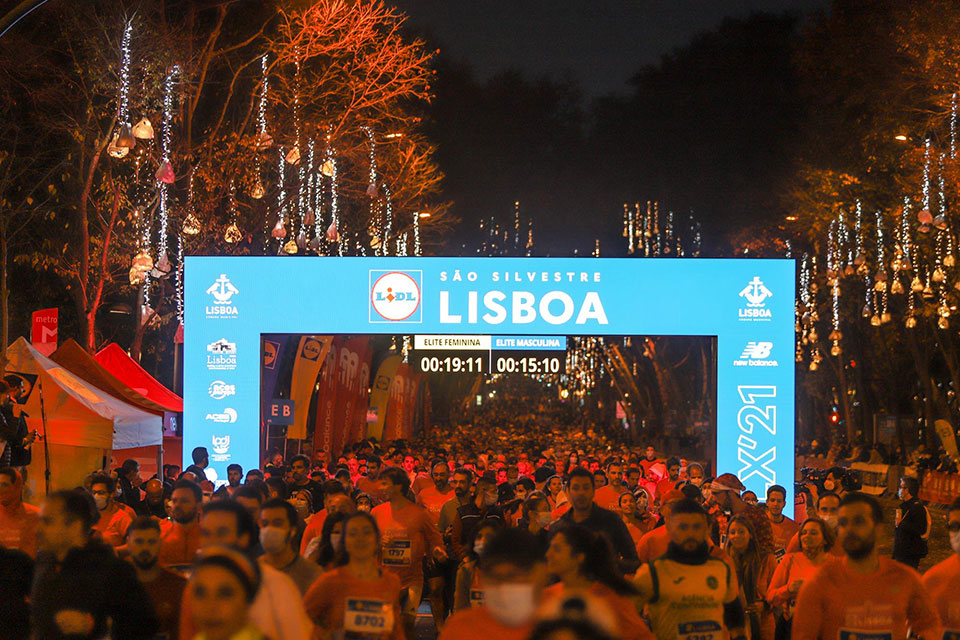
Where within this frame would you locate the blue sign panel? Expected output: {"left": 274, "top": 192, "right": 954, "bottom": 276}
{"left": 184, "top": 257, "right": 795, "bottom": 512}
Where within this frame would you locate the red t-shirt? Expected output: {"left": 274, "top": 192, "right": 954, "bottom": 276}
{"left": 767, "top": 551, "right": 829, "bottom": 619}
{"left": 769, "top": 514, "right": 800, "bottom": 559}
{"left": 158, "top": 519, "right": 201, "bottom": 568}
{"left": 792, "top": 557, "right": 940, "bottom": 640}
{"left": 439, "top": 603, "right": 533, "bottom": 640}
{"left": 594, "top": 485, "right": 625, "bottom": 512}
{"left": 922, "top": 553, "right": 960, "bottom": 638}
{"left": 543, "top": 582, "right": 654, "bottom": 640}
{"left": 303, "top": 566, "right": 404, "bottom": 640}
{"left": 299, "top": 509, "right": 327, "bottom": 555}
{"left": 417, "top": 484, "right": 455, "bottom": 527}
{"left": 372, "top": 500, "right": 442, "bottom": 589}
{"left": 0, "top": 501, "right": 39, "bottom": 557}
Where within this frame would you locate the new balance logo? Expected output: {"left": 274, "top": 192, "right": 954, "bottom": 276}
{"left": 741, "top": 342, "right": 773, "bottom": 359}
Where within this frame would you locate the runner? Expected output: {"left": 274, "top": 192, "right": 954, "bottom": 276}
{"left": 921, "top": 496, "right": 960, "bottom": 640}
{"left": 453, "top": 519, "right": 503, "bottom": 611}
{"left": 767, "top": 517, "right": 835, "bottom": 640}
{"left": 303, "top": 512, "right": 405, "bottom": 640}
{"left": 372, "top": 466, "right": 445, "bottom": 638}
{"left": 417, "top": 460, "right": 456, "bottom": 630}
{"left": 725, "top": 515, "right": 777, "bottom": 640}
{"left": 543, "top": 525, "right": 654, "bottom": 640}
{"left": 785, "top": 492, "right": 843, "bottom": 557}
{"left": 632, "top": 498, "right": 748, "bottom": 640}
{"left": 792, "top": 492, "right": 940, "bottom": 640}
{"left": 189, "top": 546, "right": 267, "bottom": 640}
{"left": 766, "top": 485, "right": 799, "bottom": 562}
{"left": 440, "top": 528, "right": 547, "bottom": 640}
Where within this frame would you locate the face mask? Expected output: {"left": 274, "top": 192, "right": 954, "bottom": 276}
{"left": 691, "top": 478, "right": 703, "bottom": 487}
{"left": 537, "top": 512, "right": 552, "bottom": 527}
{"left": 898, "top": 488, "right": 908, "bottom": 501}
{"left": 822, "top": 480, "right": 836, "bottom": 492}
{"left": 483, "top": 492, "right": 498, "bottom": 507}
{"left": 94, "top": 496, "right": 108, "bottom": 511}
{"left": 950, "top": 529, "right": 960, "bottom": 554}
{"left": 329, "top": 532, "right": 342, "bottom": 550}
{"left": 473, "top": 540, "right": 485, "bottom": 555}
{"left": 484, "top": 582, "right": 536, "bottom": 627}
{"left": 259, "top": 526, "right": 290, "bottom": 555}
{"left": 823, "top": 515, "right": 839, "bottom": 531}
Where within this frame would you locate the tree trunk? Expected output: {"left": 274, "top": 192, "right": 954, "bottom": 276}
{"left": 0, "top": 228, "right": 7, "bottom": 370}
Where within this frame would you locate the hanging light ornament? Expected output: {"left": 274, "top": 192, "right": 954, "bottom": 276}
{"left": 874, "top": 210, "right": 887, "bottom": 290}
{"left": 224, "top": 180, "right": 242, "bottom": 244}
{"left": 853, "top": 201, "right": 866, "bottom": 274}
{"left": 901, "top": 198, "right": 913, "bottom": 271}
{"left": 132, "top": 249, "right": 153, "bottom": 273}
{"left": 273, "top": 147, "right": 288, "bottom": 247}
{"left": 829, "top": 281, "right": 842, "bottom": 356}
{"left": 326, "top": 220, "right": 339, "bottom": 242}
{"left": 112, "top": 22, "right": 136, "bottom": 151}
{"left": 176, "top": 232, "right": 184, "bottom": 325}
{"left": 183, "top": 170, "right": 201, "bottom": 235}
{"left": 153, "top": 65, "right": 179, "bottom": 277}
{"left": 919, "top": 139, "right": 933, "bottom": 230}
{"left": 283, "top": 238, "right": 298, "bottom": 254}
{"left": 108, "top": 139, "right": 129, "bottom": 159}
{"left": 251, "top": 54, "right": 269, "bottom": 199}
{"left": 365, "top": 127, "right": 379, "bottom": 198}
{"left": 132, "top": 118, "right": 154, "bottom": 140}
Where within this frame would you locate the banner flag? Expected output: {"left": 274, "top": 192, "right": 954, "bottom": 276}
{"left": 385, "top": 363, "right": 419, "bottom": 441}
{"left": 312, "top": 337, "right": 341, "bottom": 455}
{"left": 260, "top": 335, "right": 289, "bottom": 430}
{"left": 367, "top": 354, "right": 401, "bottom": 441}
{"left": 349, "top": 341, "right": 373, "bottom": 445}
{"left": 331, "top": 337, "right": 370, "bottom": 455}
{"left": 287, "top": 336, "right": 331, "bottom": 439}
{"left": 934, "top": 419, "right": 959, "bottom": 462}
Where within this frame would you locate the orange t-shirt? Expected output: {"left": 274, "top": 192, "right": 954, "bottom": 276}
{"left": 594, "top": 485, "right": 626, "bottom": 512}
{"left": 94, "top": 503, "right": 133, "bottom": 547}
{"left": 372, "top": 500, "right": 442, "bottom": 589}
{"left": 438, "top": 603, "right": 533, "bottom": 640}
{"left": 299, "top": 509, "right": 327, "bottom": 555}
{"left": 551, "top": 503, "right": 571, "bottom": 522}
{"left": 769, "top": 515, "right": 800, "bottom": 560}
{"left": 792, "top": 557, "right": 940, "bottom": 640}
{"left": 417, "top": 484, "right": 455, "bottom": 527}
{"left": 357, "top": 476, "right": 389, "bottom": 505}
{"left": 625, "top": 521, "right": 645, "bottom": 549}
{"left": 158, "top": 519, "right": 201, "bottom": 568}
{"left": 543, "top": 582, "right": 654, "bottom": 640}
{"left": 922, "top": 553, "right": 960, "bottom": 638}
{"left": 302, "top": 566, "right": 404, "bottom": 640}
{"left": 767, "top": 551, "right": 829, "bottom": 618}
{"left": 655, "top": 477, "right": 679, "bottom": 500}
{"left": 0, "top": 502, "right": 39, "bottom": 557}
{"left": 636, "top": 526, "right": 669, "bottom": 564}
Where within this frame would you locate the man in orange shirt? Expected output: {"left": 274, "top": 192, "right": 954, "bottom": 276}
{"left": 88, "top": 473, "right": 133, "bottom": 547}
{"left": 417, "top": 459, "right": 456, "bottom": 629}
{"left": 594, "top": 460, "right": 628, "bottom": 512}
{"left": 922, "top": 497, "right": 960, "bottom": 640}
{"left": 373, "top": 466, "right": 445, "bottom": 638}
{"left": 655, "top": 457, "right": 682, "bottom": 502}
{"left": 440, "top": 528, "right": 547, "bottom": 640}
{"left": 792, "top": 492, "right": 940, "bottom": 640}
{"left": 766, "top": 484, "right": 799, "bottom": 561}
{"left": 158, "top": 480, "right": 202, "bottom": 570}
{"left": 0, "top": 466, "right": 39, "bottom": 557}
{"left": 636, "top": 490, "right": 684, "bottom": 563}
{"left": 356, "top": 455, "right": 389, "bottom": 505}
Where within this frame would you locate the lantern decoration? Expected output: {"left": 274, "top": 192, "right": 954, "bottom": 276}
{"left": 271, "top": 218, "right": 287, "bottom": 239}
{"left": 326, "top": 220, "right": 339, "bottom": 242}
{"left": 321, "top": 158, "right": 334, "bottom": 177}
{"left": 132, "top": 118, "right": 154, "bottom": 139}
{"left": 224, "top": 223, "right": 242, "bottom": 244}
{"left": 283, "top": 238, "right": 298, "bottom": 254}
{"left": 152, "top": 253, "right": 171, "bottom": 278}
{"left": 285, "top": 146, "right": 301, "bottom": 165}
{"left": 250, "top": 180, "right": 265, "bottom": 200}
{"left": 132, "top": 249, "right": 153, "bottom": 274}
{"left": 155, "top": 160, "right": 175, "bottom": 184}
{"left": 112, "top": 22, "right": 135, "bottom": 154}
{"left": 108, "top": 139, "right": 129, "bottom": 159}
{"left": 129, "top": 267, "right": 145, "bottom": 286}
{"left": 116, "top": 123, "right": 136, "bottom": 149}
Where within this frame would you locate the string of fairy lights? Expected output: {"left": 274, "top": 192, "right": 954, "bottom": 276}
{"left": 795, "top": 102, "right": 960, "bottom": 370}
{"left": 104, "top": 20, "right": 431, "bottom": 333}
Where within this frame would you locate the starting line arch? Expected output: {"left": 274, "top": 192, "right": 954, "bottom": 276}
{"left": 184, "top": 257, "right": 795, "bottom": 510}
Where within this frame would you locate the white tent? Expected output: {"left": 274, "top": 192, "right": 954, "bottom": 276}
{"left": 5, "top": 337, "right": 162, "bottom": 496}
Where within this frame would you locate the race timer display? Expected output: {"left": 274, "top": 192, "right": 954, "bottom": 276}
{"left": 412, "top": 335, "right": 566, "bottom": 375}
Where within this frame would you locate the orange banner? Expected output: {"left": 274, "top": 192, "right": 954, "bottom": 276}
{"left": 331, "top": 337, "right": 371, "bottom": 456}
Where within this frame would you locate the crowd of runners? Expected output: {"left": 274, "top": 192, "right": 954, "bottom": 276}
{"left": 0, "top": 421, "right": 957, "bottom": 640}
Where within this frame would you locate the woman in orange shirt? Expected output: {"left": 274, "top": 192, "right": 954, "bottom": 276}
{"left": 766, "top": 517, "right": 834, "bottom": 640}
{"left": 543, "top": 525, "right": 654, "bottom": 640}
{"left": 303, "top": 512, "right": 404, "bottom": 640}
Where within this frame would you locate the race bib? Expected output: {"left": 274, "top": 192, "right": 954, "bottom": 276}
{"left": 469, "top": 589, "right": 484, "bottom": 607}
{"left": 943, "top": 631, "right": 960, "bottom": 640}
{"left": 775, "top": 547, "right": 786, "bottom": 561}
{"left": 382, "top": 539, "right": 412, "bottom": 566}
{"left": 839, "top": 630, "right": 893, "bottom": 640}
{"left": 344, "top": 598, "right": 394, "bottom": 636}
{"left": 678, "top": 620, "right": 722, "bottom": 640}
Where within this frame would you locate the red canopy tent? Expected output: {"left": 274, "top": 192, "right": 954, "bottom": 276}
{"left": 94, "top": 343, "right": 183, "bottom": 476}
{"left": 95, "top": 343, "right": 183, "bottom": 412}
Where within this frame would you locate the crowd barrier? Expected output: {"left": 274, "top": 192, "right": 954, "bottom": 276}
{"left": 919, "top": 470, "right": 960, "bottom": 505}
{"left": 849, "top": 462, "right": 896, "bottom": 496}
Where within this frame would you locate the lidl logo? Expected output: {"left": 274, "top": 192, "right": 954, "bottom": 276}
{"left": 370, "top": 270, "right": 422, "bottom": 322}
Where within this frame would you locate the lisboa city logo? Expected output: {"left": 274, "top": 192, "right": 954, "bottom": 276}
{"left": 206, "top": 339, "right": 237, "bottom": 371}
{"left": 205, "top": 274, "right": 239, "bottom": 319}
{"left": 738, "top": 276, "right": 772, "bottom": 321}
{"left": 370, "top": 270, "right": 422, "bottom": 323}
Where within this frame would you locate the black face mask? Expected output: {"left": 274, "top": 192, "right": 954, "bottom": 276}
{"left": 666, "top": 541, "right": 711, "bottom": 564}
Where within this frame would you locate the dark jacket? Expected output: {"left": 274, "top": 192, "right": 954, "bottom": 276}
{"left": 117, "top": 476, "right": 144, "bottom": 514}
{"left": 555, "top": 503, "right": 641, "bottom": 573}
{"left": 31, "top": 540, "right": 158, "bottom": 640}
{"left": 893, "top": 497, "right": 928, "bottom": 561}
{"left": 0, "top": 546, "right": 33, "bottom": 640}
{"left": 0, "top": 405, "right": 31, "bottom": 467}
{"left": 451, "top": 503, "right": 504, "bottom": 561}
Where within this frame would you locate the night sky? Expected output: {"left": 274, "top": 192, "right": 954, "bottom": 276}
{"left": 395, "top": 0, "right": 831, "bottom": 97}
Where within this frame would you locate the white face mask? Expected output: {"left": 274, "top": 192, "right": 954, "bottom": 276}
{"left": 94, "top": 496, "right": 108, "bottom": 511}
{"left": 898, "top": 488, "right": 908, "bottom": 501}
{"left": 950, "top": 529, "right": 960, "bottom": 555}
{"left": 484, "top": 582, "right": 536, "bottom": 627}
{"left": 473, "top": 540, "right": 485, "bottom": 555}
{"left": 537, "top": 512, "right": 552, "bottom": 527}
{"left": 329, "top": 532, "right": 342, "bottom": 550}
{"left": 259, "top": 526, "right": 289, "bottom": 555}
{"left": 483, "top": 491, "right": 498, "bottom": 507}
{"left": 822, "top": 515, "right": 839, "bottom": 532}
